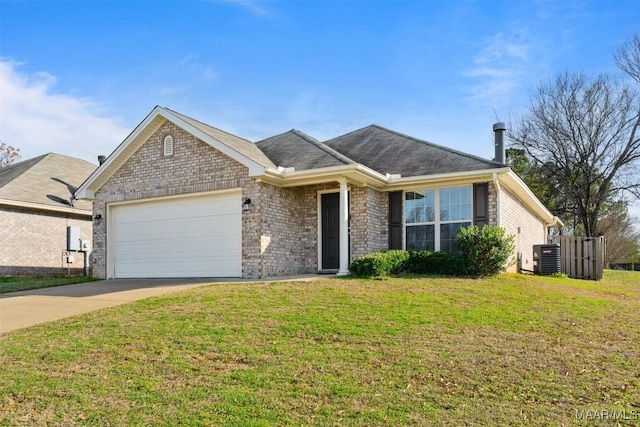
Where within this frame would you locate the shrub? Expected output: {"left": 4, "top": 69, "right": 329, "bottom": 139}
{"left": 457, "top": 225, "right": 515, "bottom": 277}
{"left": 407, "top": 251, "right": 468, "bottom": 276}
{"left": 348, "top": 250, "right": 409, "bottom": 277}
{"left": 349, "top": 250, "right": 467, "bottom": 277}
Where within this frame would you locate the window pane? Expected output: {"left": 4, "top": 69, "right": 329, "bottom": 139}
{"left": 405, "top": 198, "right": 416, "bottom": 223}
{"left": 440, "top": 222, "right": 471, "bottom": 254}
{"left": 461, "top": 204, "right": 471, "bottom": 220}
{"left": 406, "top": 225, "right": 435, "bottom": 251}
{"left": 425, "top": 199, "right": 435, "bottom": 222}
{"left": 405, "top": 190, "right": 435, "bottom": 224}
{"left": 440, "top": 187, "right": 471, "bottom": 221}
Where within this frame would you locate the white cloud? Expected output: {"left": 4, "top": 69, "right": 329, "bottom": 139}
{"left": 217, "top": 0, "right": 269, "bottom": 16}
{"left": 282, "top": 89, "right": 357, "bottom": 140}
{"left": 179, "top": 54, "right": 217, "bottom": 82}
{"left": 0, "top": 59, "right": 130, "bottom": 164}
{"left": 464, "top": 30, "right": 534, "bottom": 106}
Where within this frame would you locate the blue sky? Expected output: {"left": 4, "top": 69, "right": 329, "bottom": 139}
{"left": 1, "top": 1, "right": 638, "bottom": 167}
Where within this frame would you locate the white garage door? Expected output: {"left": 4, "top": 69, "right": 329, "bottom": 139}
{"left": 110, "top": 190, "right": 242, "bottom": 278}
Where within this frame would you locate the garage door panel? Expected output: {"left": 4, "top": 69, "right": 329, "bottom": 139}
{"left": 115, "top": 232, "right": 236, "bottom": 246}
{"left": 116, "top": 241, "right": 241, "bottom": 259}
{"left": 114, "top": 198, "right": 238, "bottom": 221}
{"left": 118, "top": 211, "right": 237, "bottom": 225}
{"left": 114, "top": 222, "right": 241, "bottom": 245}
{"left": 111, "top": 191, "right": 242, "bottom": 278}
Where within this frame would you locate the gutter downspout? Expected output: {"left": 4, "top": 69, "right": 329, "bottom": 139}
{"left": 492, "top": 172, "right": 501, "bottom": 227}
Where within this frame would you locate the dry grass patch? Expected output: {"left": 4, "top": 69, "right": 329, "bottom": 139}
{"left": 1, "top": 271, "right": 639, "bottom": 426}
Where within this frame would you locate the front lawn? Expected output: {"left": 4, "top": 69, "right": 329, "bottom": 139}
{"left": 0, "top": 276, "right": 99, "bottom": 294}
{"left": 1, "top": 271, "right": 638, "bottom": 426}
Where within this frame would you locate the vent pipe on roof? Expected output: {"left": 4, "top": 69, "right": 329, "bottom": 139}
{"left": 98, "top": 155, "right": 106, "bottom": 165}
{"left": 493, "top": 122, "right": 507, "bottom": 164}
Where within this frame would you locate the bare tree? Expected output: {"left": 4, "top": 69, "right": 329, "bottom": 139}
{"left": 508, "top": 68, "right": 640, "bottom": 237}
{"left": 597, "top": 200, "right": 640, "bottom": 264}
{"left": 616, "top": 34, "right": 640, "bottom": 83}
{"left": 0, "top": 142, "right": 21, "bottom": 167}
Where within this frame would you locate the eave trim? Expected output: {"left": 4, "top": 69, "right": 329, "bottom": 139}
{"left": 0, "top": 198, "right": 92, "bottom": 217}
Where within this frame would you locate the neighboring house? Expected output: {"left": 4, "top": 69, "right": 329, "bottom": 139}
{"left": 0, "top": 153, "right": 96, "bottom": 276}
{"left": 75, "top": 106, "right": 561, "bottom": 279}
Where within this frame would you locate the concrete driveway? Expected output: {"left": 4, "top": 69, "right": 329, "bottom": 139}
{"left": 0, "top": 279, "right": 223, "bottom": 335}
{"left": 0, "top": 276, "right": 323, "bottom": 335}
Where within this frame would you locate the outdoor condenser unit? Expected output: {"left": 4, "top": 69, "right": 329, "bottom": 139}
{"left": 533, "top": 244, "right": 561, "bottom": 275}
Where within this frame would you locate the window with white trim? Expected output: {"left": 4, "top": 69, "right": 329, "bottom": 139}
{"left": 405, "top": 185, "right": 472, "bottom": 253}
{"left": 163, "top": 135, "right": 174, "bottom": 156}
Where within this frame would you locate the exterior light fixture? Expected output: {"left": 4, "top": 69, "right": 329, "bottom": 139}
{"left": 243, "top": 198, "right": 252, "bottom": 212}
{"left": 93, "top": 213, "right": 102, "bottom": 221}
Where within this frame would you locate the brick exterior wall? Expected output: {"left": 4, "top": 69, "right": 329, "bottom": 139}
{"left": 90, "top": 119, "right": 546, "bottom": 279}
{"left": 254, "top": 183, "right": 388, "bottom": 276}
{"left": 259, "top": 184, "right": 309, "bottom": 276}
{"left": 0, "top": 207, "right": 91, "bottom": 276}
{"left": 260, "top": 182, "right": 363, "bottom": 275}
{"left": 350, "top": 186, "right": 388, "bottom": 259}
{"left": 92, "top": 121, "right": 261, "bottom": 279}
{"left": 92, "top": 122, "right": 347, "bottom": 279}
{"left": 499, "top": 187, "right": 547, "bottom": 272}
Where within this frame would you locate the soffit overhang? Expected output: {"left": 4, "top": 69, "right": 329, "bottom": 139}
{"left": 259, "top": 165, "right": 560, "bottom": 226}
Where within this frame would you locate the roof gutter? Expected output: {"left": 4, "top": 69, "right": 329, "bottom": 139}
{"left": 259, "top": 163, "right": 389, "bottom": 188}
{"left": 260, "top": 165, "right": 514, "bottom": 189}
{"left": 0, "top": 198, "right": 92, "bottom": 217}
{"left": 384, "top": 167, "right": 512, "bottom": 190}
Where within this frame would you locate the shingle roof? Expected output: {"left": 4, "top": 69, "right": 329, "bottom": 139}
{"left": 0, "top": 153, "right": 96, "bottom": 212}
{"left": 256, "top": 130, "right": 354, "bottom": 170}
{"left": 167, "top": 108, "right": 276, "bottom": 169}
{"left": 322, "top": 125, "right": 503, "bottom": 177}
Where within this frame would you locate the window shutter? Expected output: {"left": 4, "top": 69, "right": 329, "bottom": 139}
{"left": 389, "top": 191, "right": 403, "bottom": 249}
{"left": 473, "top": 183, "right": 489, "bottom": 227}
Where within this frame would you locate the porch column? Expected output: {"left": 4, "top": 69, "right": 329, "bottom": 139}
{"left": 338, "top": 179, "right": 349, "bottom": 275}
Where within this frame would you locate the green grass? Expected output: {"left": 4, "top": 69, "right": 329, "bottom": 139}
{"left": 0, "top": 276, "right": 99, "bottom": 294}
{"left": 1, "top": 270, "right": 639, "bottom": 426}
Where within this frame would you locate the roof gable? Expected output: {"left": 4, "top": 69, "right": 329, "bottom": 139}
{"left": 0, "top": 153, "right": 96, "bottom": 213}
{"left": 323, "top": 124, "right": 503, "bottom": 177}
{"left": 256, "top": 129, "right": 354, "bottom": 171}
{"left": 76, "top": 106, "right": 276, "bottom": 199}
{"left": 166, "top": 108, "right": 276, "bottom": 169}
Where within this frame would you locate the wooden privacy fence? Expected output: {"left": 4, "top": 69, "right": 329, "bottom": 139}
{"left": 611, "top": 263, "right": 640, "bottom": 272}
{"left": 557, "top": 235, "right": 606, "bottom": 280}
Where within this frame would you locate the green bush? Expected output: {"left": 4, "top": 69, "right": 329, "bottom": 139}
{"left": 407, "top": 251, "right": 468, "bottom": 276}
{"left": 349, "top": 226, "right": 514, "bottom": 278}
{"left": 349, "top": 250, "right": 467, "bottom": 277}
{"left": 457, "top": 225, "right": 515, "bottom": 278}
{"left": 348, "top": 250, "right": 409, "bottom": 277}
